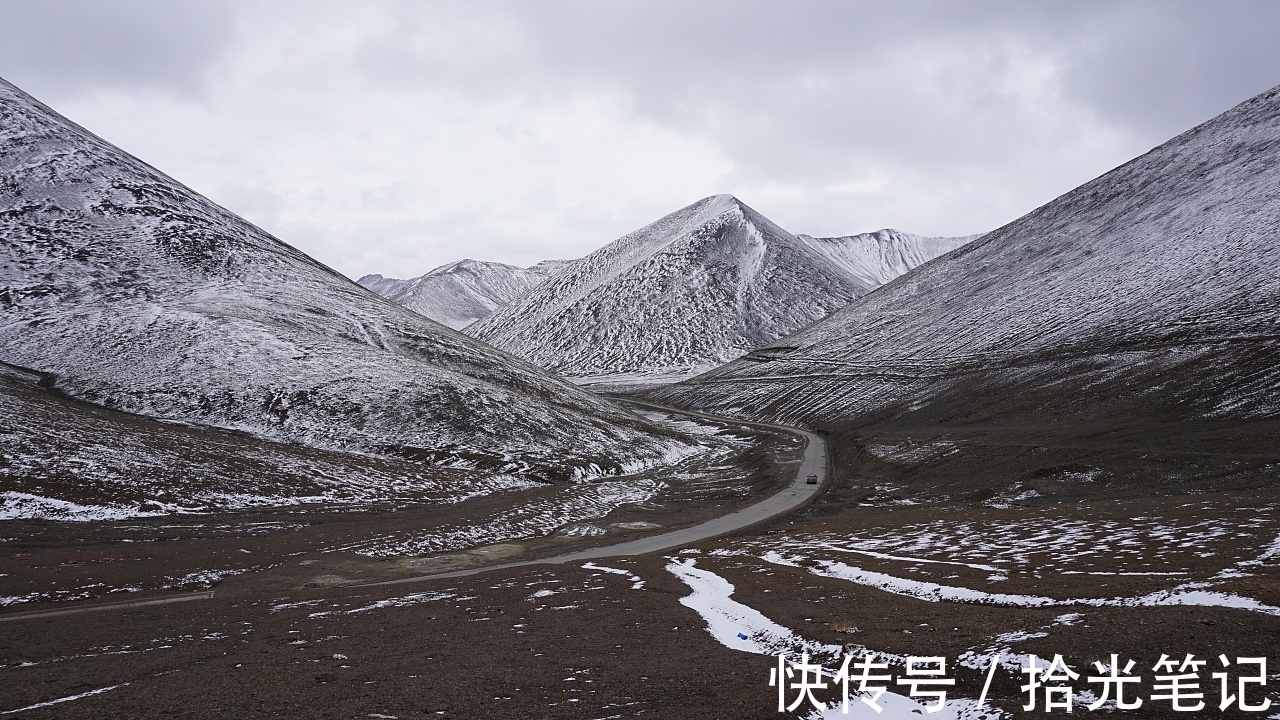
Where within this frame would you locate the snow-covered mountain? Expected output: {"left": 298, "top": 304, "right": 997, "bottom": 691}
{"left": 0, "top": 361, "right": 544, "bottom": 519}
{"left": 354, "top": 272, "right": 404, "bottom": 297}
{"left": 795, "top": 230, "right": 977, "bottom": 288}
{"left": 358, "top": 258, "right": 569, "bottom": 330}
{"left": 0, "top": 76, "right": 696, "bottom": 484}
{"left": 528, "top": 258, "right": 575, "bottom": 276}
{"left": 654, "top": 84, "right": 1280, "bottom": 431}
{"left": 466, "top": 194, "right": 972, "bottom": 378}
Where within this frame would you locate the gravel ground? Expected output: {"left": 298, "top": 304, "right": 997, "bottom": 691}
{"left": 3, "top": 415, "right": 1278, "bottom": 719}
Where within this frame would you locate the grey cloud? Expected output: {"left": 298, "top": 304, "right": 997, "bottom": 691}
{"left": 336, "top": 1, "right": 1280, "bottom": 192}
{"left": 0, "top": 0, "right": 235, "bottom": 100}
{"left": 513, "top": 1, "right": 1280, "bottom": 172}
{"left": 1050, "top": 1, "right": 1280, "bottom": 139}
{"left": 2, "top": 0, "right": 1277, "bottom": 276}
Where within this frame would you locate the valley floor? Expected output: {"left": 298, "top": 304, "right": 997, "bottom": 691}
{"left": 2, "top": 404, "right": 1279, "bottom": 719}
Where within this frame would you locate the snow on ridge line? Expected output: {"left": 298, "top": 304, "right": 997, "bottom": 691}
{"left": 466, "top": 193, "right": 976, "bottom": 379}
{"left": 794, "top": 229, "right": 979, "bottom": 289}
{"left": 0, "top": 76, "right": 698, "bottom": 491}
{"left": 659, "top": 83, "right": 1280, "bottom": 425}
{"left": 357, "top": 258, "right": 568, "bottom": 330}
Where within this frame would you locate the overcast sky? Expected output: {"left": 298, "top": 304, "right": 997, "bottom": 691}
{"left": 2, "top": 1, "right": 1278, "bottom": 279}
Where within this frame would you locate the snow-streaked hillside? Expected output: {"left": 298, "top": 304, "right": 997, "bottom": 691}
{"left": 466, "top": 194, "right": 972, "bottom": 378}
{"left": 0, "top": 76, "right": 697, "bottom": 484}
{"left": 795, "top": 230, "right": 977, "bottom": 288}
{"left": 655, "top": 84, "right": 1280, "bottom": 429}
{"left": 358, "top": 258, "right": 569, "bottom": 330}
{"left": 0, "top": 362, "right": 541, "bottom": 519}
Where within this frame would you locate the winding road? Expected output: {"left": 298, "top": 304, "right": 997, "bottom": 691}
{"left": 366, "top": 400, "right": 827, "bottom": 585}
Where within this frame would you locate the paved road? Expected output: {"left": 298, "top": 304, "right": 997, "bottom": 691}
{"left": 0, "top": 591, "right": 215, "bottom": 623}
{"left": 365, "top": 400, "right": 826, "bottom": 586}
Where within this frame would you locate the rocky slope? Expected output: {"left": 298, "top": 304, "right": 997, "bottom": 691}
{"left": 0, "top": 76, "right": 696, "bottom": 487}
{"left": 795, "top": 229, "right": 976, "bottom": 288}
{"left": 358, "top": 258, "right": 568, "bottom": 330}
{"left": 0, "top": 361, "right": 540, "bottom": 519}
{"left": 467, "top": 194, "right": 972, "bottom": 378}
{"left": 654, "top": 84, "right": 1280, "bottom": 435}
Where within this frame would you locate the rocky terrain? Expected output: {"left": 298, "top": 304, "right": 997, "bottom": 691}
{"left": 795, "top": 229, "right": 976, "bottom": 289}
{"left": 358, "top": 258, "right": 572, "bottom": 330}
{"left": 468, "top": 194, "right": 973, "bottom": 379}
{"left": 653, "top": 83, "right": 1280, "bottom": 485}
{"left": 0, "top": 76, "right": 703, "bottom": 505}
{"left": 3, "top": 70, "right": 1280, "bottom": 720}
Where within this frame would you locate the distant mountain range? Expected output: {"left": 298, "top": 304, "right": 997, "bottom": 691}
{"left": 0, "top": 76, "right": 696, "bottom": 491}
{"left": 360, "top": 211, "right": 967, "bottom": 368}
{"left": 3, "top": 68, "right": 1274, "bottom": 522}
{"left": 462, "top": 195, "right": 974, "bottom": 378}
{"left": 654, "top": 83, "right": 1280, "bottom": 451}
{"left": 358, "top": 259, "right": 573, "bottom": 330}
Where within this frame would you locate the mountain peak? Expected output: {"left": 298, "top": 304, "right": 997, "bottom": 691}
{"left": 0, "top": 74, "right": 692, "bottom": 481}
{"left": 360, "top": 257, "right": 571, "bottom": 329}
{"left": 699, "top": 192, "right": 742, "bottom": 206}
{"left": 658, "top": 81, "right": 1280, "bottom": 428}
{"left": 428, "top": 258, "right": 502, "bottom": 276}
{"left": 466, "top": 196, "right": 971, "bottom": 377}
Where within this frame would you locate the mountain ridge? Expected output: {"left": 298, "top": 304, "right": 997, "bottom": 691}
{"left": 653, "top": 83, "right": 1280, "bottom": 433}
{"left": 466, "top": 194, "right": 975, "bottom": 378}
{"left": 358, "top": 258, "right": 567, "bottom": 330}
{"left": 794, "top": 229, "right": 979, "bottom": 289}
{"left": 0, "top": 75, "right": 695, "bottom": 484}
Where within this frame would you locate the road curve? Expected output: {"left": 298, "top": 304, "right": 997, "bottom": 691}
{"left": 364, "top": 400, "right": 826, "bottom": 586}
